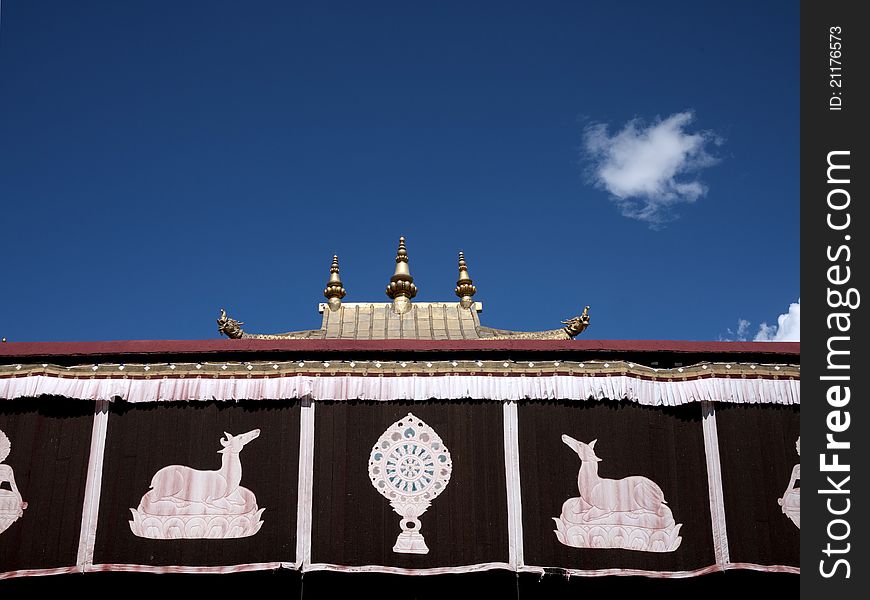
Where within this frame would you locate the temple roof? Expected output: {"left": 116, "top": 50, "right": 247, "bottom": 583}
{"left": 222, "top": 301, "right": 590, "bottom": 341}
{"left": 216, "top": 237, "right": 591, "bottom": 342}
{"left": 319, "top": 302, "right": 484, "bottom": 340}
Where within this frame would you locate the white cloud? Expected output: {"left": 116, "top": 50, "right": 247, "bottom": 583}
{"left": 583, "top": 111, "right": 720, "bottom": 225}
{"left": 755, "top": 299, "right": 800, "bottom": 342}
{"left": 721, "top": 302, "right": 800, "bottom": 342}
{"left": 721, "top": 318, "right": 752, "bottom": 342}
{"left": 736, "top": 318, "right": 750, "bottom": 339}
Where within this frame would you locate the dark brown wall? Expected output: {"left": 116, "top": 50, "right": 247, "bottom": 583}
{"left": 311, "top": 400, "right": 509, "bottom": 568}
{"left": 0, "top": 398, "right": 95, "bottom": 572}
{"left": 1, "top": 394, "right": 799, "bottom": 577}
{"left": 715, "top": 403, "right": 800, "bottom": 566}
{"left": 94, "top": 400, "right": 300, "bottom": 566}
{"left": 518, "top": 400, "right": 714, "bottom": 572}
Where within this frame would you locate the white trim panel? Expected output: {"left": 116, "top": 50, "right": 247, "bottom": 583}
{"left": 502, "top": 402, "right": 524, "bottom": 569}
{"left": 0, "top": 374, "right": 800, "bottom": 406}
{"left": 76, "top": 399, "right": 110, "bottom": 571}
{"left": 701, "top": 401, "right": 731, "bottom": 568}
{"left": 295, "top": 402, "right": 315, "bottom": 569}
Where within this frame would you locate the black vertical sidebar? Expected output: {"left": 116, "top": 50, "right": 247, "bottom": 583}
{"left": 801, "top": 1, "right": 867, "bottom": 597}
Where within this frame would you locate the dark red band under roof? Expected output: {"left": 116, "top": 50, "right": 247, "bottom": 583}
{"left": 0, "top": 338, "right": 799, "bottom": 359}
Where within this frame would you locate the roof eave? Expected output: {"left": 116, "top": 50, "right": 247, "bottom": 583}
{"left": 0, "top": 338, "right": 800, "bottom": 362}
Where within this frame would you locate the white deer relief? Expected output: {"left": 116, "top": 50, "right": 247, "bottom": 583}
{"left": 0, "top": 428, "right": 28, "bottom": 535}
{"left": 777, "top": 436, "right": 800, "bottom": 529}
{"left": 129, "top": 429, "right": 265, "bottom": 539}
{"left": 553, "top": 435, "right": 683, "bottom": 552}
{"left": 368, "top": 413, "right": 452, "bottom": 554}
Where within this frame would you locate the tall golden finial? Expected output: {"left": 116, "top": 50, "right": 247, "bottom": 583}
{"left": 386, "top": 236, "right": 417, "bottom": 314}
{"left": 323, "top": 254, "right": 346, "bottom": 311}
{"left": 454, "top": 251, "right": 477, "bottom": 309}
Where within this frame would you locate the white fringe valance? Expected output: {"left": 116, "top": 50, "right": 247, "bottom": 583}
{"left": 0, "top": 374, "right": 799, "bottom": 406}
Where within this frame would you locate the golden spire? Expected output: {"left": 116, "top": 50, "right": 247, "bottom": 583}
{"left": 323, "top": 254, "right": 346, "bottom": 311}
{"left": 386, "top": 236, "right": 417, "bottom": 314}
{"left": 454, "top": 251, "right": 477, "bottom": 309}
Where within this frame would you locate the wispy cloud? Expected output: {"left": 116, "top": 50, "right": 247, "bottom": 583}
{"left": 722, "top": 299, "right": 800, "bottom": 342}
{"left": 583, "top": 111, "right": 720, "bottom": 226}
{"left": 755, "top": 299, "right": 800, "bottom": 342}
{"left": 721, "top": 318, "right": 751, "bottom": 342}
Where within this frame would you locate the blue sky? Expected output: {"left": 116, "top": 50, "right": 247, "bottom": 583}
{"left": 0, "top": 1, "right": 799, "bottom": 342}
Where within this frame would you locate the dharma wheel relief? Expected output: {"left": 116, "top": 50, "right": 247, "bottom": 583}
{"left": 309, "top": 401, "right": 509, "bottom": 569}
{"left": 368, "top": 413, "right": 452, "bottom": 554}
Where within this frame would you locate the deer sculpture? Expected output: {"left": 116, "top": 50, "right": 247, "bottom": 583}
{"left": 143, "top": 429, "right": 260, "bottom": 510}
{"left": 130, "top": 429, "right": 265, "bottom": 539}
{"left": 562, "top": 434, "right": 669, "bottom": 516}
{"left": 553, "top": 434, "right": 682, "bottom": 551}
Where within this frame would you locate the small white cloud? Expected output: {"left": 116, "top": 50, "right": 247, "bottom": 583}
{"left": 583, "top": 111, "right": 720, "bottom": 226}
{"left": 755, "top": 299, "right": 800, "bottom": 342}
{"left": 721, "top": 318, "right": 752, "bottom": 342}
